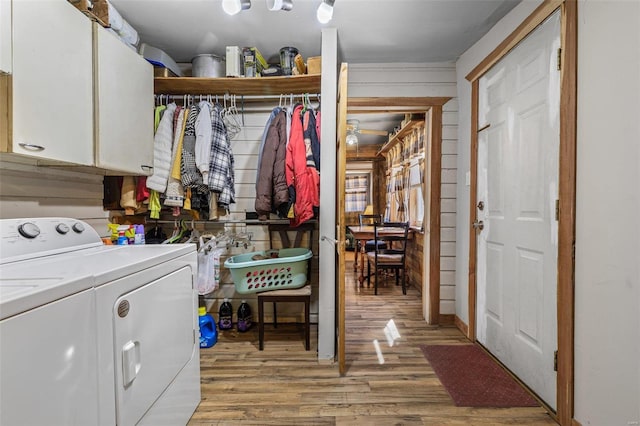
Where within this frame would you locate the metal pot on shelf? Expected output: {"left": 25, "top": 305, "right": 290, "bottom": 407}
{"left": 191, "top": 54, "right": 225, "bottom": 77}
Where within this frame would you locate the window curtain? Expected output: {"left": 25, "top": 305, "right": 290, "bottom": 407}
{"left": 345, "top": 174, "right": 368, "bottom": 212}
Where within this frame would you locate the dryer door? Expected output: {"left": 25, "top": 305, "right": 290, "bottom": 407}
{"left": 112, "top": 266, "right": 196, "bottom": 426}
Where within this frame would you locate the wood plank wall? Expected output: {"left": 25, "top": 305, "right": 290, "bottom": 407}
{"left": 0, "top": 156, "right": 110, "bottom": 232}
{"left": 440, "top": 98, "right": 458, "bottom": 315}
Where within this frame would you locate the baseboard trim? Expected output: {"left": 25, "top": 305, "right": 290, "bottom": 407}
{"left": 439, "top": 314, "right": 455, "bottom": 325}
{"left": 572, "top": 419, "right": 582, "bottom": 426}
{"left": 454, "top": 315, "right": 469, "bottom": 336}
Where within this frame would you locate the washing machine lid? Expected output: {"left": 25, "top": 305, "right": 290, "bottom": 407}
{"left": 0, "top": 244, "right": 196, "bottom": 319}
{"left": 1, "top": 218, "right": 196, "bottom": 319}
{"left": 0, "top": 249, "right": 101, "bottom": 319}
{"left": 84, "top": 244, "right": 196, "bottom": 286}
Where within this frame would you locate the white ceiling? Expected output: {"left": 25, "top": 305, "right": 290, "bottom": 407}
{"left": 109, "top": 0, "right": 520, "bottom": 148}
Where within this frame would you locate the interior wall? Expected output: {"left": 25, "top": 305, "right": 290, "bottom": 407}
{"left": 455, "top": 1, "right": 640, "bottom": 424}
{"left": 348, "top": 62, "right": 458, "bottom": 315}
{"left": 0, "top": 156, "right": 110, "bottom": 231}
{"left": 573, "top": 1, "right": 640, "bottom": 423}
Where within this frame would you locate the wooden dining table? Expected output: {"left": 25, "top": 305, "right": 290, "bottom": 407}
{"left": 347, "top": 225, "right": 412, "bottom": 287}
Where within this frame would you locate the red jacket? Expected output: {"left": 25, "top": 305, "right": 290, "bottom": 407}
{"left": 286, "top": 105, "right": 320, "bottom": 227}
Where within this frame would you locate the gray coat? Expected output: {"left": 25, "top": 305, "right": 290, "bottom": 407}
{"left": 255, "top": 111, "right": 289, "bottom": 219}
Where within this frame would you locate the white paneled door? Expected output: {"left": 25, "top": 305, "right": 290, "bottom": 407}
{"left": 475, "top": 10, "right": 560, "bottom": 409}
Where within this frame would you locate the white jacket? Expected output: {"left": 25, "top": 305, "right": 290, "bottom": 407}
{"left": 147, "top": 103, "right": 177, "bottom": 192}
{"left": 195, "top": 101, "right": 212, "bottom": 183}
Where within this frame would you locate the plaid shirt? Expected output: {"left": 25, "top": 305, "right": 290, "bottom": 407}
{"left": 208, "top": 105, "right": 235, "bottom": 208}
{"left": 181, "top": 105, "right": 208, "bottom": 193}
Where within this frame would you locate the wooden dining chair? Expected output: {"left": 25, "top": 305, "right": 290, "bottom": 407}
{"left": 358, "top": 213, "right": 386, "bottom": 252}
{"left": 365, "top": 222, "right": 409, "bottom": 295}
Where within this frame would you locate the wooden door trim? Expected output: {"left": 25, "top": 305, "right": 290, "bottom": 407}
{"left": 343, "top": 96, "right": 449, "bottom": 325}
{"left": 466, "top": 0, "right": 577, "bottom": 424}
{"left": 557, "top": 1, "right": 577, "bottom": 424}
{"left": 337, "top": 63, "right": 348, "bottom": 376}
{"left": 427, "top": 106, "right": 442, "bottom": 325}
{"left": 467, "top": 79, "right": 479, "bottom": 342}
{"left": 0, "top": 74, "right": 11, "bottom": 152}
{"left": 466, "top": 0, "right": 564, "bottom": 82}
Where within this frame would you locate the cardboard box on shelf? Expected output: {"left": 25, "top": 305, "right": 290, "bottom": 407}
{"left": 307, "top": 56, "right": 321, "bottom": 75}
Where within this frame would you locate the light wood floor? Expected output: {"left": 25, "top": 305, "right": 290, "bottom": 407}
{"left": 190, "top": 254, "right": 555, "bottom": 425}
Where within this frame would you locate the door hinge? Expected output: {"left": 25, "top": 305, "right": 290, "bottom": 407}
{"left": 557, "top": 48, "right": 562, "bottom": 71}
{"left": 572, "top": 241, "right": 576, "bottom": 260}
{"left": 554, "top": 350, "right": 558, "bottom": 371}
{"left": 555, "top": 199, "right": 559, "bottom": 221}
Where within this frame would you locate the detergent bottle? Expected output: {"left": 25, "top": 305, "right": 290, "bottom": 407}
{"left": 198, "top": 307, "right": 217, "bottom": 348}
{"left": 218, "top": 298, "right": 233, "bottom": 330}
{"left": 237, "top": 300, "right": 252, "bottom": 332}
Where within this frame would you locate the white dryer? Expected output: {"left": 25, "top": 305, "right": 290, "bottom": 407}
{"left": 0, "top": 218, "right": 201, "bottom": 426}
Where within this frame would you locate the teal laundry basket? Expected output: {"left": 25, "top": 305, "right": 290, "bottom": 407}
{"left": 224, "top": 247, "right": 312, "bottom": 294}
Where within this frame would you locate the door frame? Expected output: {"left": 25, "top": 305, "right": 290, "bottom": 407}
{"left": 465, "top": 0, "right": 577, "bottom": 424}
{"left": 341, "top": 96, "right": 450, "bottom": 331}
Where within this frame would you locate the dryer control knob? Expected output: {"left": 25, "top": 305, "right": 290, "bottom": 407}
{"left": 18, "top": 222, "right": 40, "bottom": 239}
{"left": 56, "top": 223, "right": 70, "bottom": 234}
{"left": 72, "top": 223, "right": 85, "bottom": 233}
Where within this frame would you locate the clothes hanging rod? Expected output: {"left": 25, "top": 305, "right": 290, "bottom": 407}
{"left": 154, "top": 93, "right": 321, "bottom": 102}
{"left": 145, "top": 218, "right": 317, "bottom": 226}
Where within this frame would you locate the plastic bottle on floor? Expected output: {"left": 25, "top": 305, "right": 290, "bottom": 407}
{"left": 198, "top": 307, "right": 217, "bottom": 348}
{"left": 219, "top": 298, "right": 233, "bottom": 330}
{"left": 237, "top": 300, "right": 252, "bottom": 332}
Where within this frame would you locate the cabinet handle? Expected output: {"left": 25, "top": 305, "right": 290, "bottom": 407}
{"left": 140, "top": 165, "right": 153, "bottom": 171}
{"left": 18, "top": 143, "right": 45, "bottom": 151}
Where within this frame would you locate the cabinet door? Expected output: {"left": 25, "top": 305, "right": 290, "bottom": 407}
{"left": 94, "top": 24, "right": 154, "bottom": 175}
{"left": 11, "top": 0, "right": 93, "bottom": 164}
{"left": 0, "top": 0, "right": 10, "bottom": 74}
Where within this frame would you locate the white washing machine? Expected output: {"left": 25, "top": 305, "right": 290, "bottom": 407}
{"left": 0, "top": 218, "right": 201, "bottom": 426}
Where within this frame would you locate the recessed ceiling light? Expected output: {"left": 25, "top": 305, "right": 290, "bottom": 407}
{"left": 222, "top": 0, "right": 251, "bottom": 15}
{"left": 316, "top": 0, "right": 334, "bottom": 24}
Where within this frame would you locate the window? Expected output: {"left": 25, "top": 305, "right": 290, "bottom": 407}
{"left": 345, "top": 172, "right": 370, "bottom": 213}
{"left": 384, "top": 124, "right": 425, "bottom": 229}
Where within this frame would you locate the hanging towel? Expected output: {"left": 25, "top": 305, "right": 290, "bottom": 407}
{"left": 147, "top": 102, "right": 177, "bottom": 192}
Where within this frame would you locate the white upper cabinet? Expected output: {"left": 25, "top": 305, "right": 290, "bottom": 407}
{"left": 11, "top": 0, "right": 93, "bottom": 165}
{"left": 94, "top": 24, "right": 154, "bottom": 175}
{"left": 0, "top": 0, "right": 11, "bottom": 74}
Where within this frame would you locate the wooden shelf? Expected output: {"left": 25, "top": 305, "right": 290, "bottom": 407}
{"left": 377, "top": 118, "right": 424, "bottom": 156}
{"left": 154, "top": 74, "right": 321, "bottom": 96}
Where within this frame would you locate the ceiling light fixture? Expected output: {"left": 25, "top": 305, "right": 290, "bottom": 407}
{"left": 316, "top": 0, "right": 334, "bottom": 24}
{"left": 266, "top": 0, "right": 293, "bottom": 11}
{"left": 222, "top": 0, "right": 251, "bottom": 15}
{"left": 346, "top": 132, "right": 358, "bottom": 146}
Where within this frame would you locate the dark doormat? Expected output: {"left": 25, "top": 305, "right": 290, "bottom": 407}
{"left": 420, "top": 344, "right": 540, "bottom": 407}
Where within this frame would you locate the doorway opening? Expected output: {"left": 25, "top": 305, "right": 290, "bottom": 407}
{"left": 338, "top": 96, "right": 450, "bottom": 374}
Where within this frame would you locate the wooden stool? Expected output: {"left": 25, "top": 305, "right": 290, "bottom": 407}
{"left": 258, "top": 284, "right": 311, "bottom": 351}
